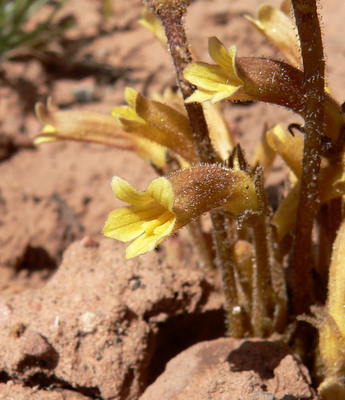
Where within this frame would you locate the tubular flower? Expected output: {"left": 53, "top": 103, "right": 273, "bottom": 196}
{"left": 152, "top": 87, "right": 235, "bottom": 161}
{"left": 184, "top": 36, "right": 304, "bottom": 108}
{"left": 245, "top": 4, "right": 301, "bottom": 68}
{"left": 112, "top": 88, "right": 199, "bottom": 163}
{"left": 103, "top": 164, "right": 260, "bottom": 259}
{"left": 250, "top": 126, "right": 277, "bottom": 173}
{"left": 184, "top": 37, "right": 245, "bottom": 104}
{"left": 266, "top": 124, "right": 304, "bottom": 179}
{"left": 33, "top": 98, "right": 166, "bottom": 167}
{"left": 269, "top": 125, "right": 345, "bottom": 240}
{"left": 184, "top": 37, "right": 345, "bottom": 142}
{"left": 272, "top": 165, "right": 345, "bottom": 242}
{"left": 202, "top": 102, "right": 235, "bottom": 161}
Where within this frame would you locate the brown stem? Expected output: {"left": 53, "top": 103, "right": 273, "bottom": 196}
{"left": 291, "top": 0, "right": 325, "bottom": 314}
{"left": 210, "top": 209, "right": 244, "bottom": 337}
{"left": 268, "top": 227, "right": 288, "bottom": 332}
{"left": 146, "top": 2, "right": 218, "bottom": 164}
{"left": 316, "top": 199, "right": 342, "bottom": 290}
{"left": 146, "top": 0, "right": 243, "bottom": 336}
{"left": 251, "top": 170, "right": 274, "bottom": 337}
{"left": 251, "top": 216, "right": 271, "bottom": 337}
{"left": 187, "top": 218, "right": 215, "bottom": 271}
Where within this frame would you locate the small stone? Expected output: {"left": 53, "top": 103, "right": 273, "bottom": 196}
{"left": 20, "top": 329, "right": 54, "bottom": 358}
{"left": 80, "top": 312, "right": 97, "bottom": 334}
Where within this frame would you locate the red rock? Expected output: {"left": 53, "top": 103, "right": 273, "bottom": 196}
{"left": 140, "top": 338, "right": 317, "bottom": 400}
{"left": 0, "top": 240, "right": 223, "bottom": 399}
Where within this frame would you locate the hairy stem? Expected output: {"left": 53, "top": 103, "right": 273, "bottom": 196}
{"left": 252, "top": 216, "right": 271, "bottom": 337}
{"left": 251, "top": 170, "right": 274, "bottom": 336}
{"left": 211, "top": 209, "right": 244, "bottom": 337}
{"left": 291, "top": 0, "right": 325, "bottom": 314}
{"left": 151, "top": 3, "right": 218, "bottom": 163}
{"left": 269, "top": 231, "right": 288, "bottom": 332}
{"left": 146, "top": 0, "right": 243, "bottom": 336}
{"left": 187, "top": 219, "right": 215, "bottom": 271}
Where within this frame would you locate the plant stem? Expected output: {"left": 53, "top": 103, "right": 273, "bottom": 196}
{"left": 251, "top": 171, "right": 274, "bottom": 336}
{"left": 251, "top": 216, "right": 270, "bottom": 337}
{"left": 187, "top": 218, "right": 215, "bottom": 271}
{"left": 291, "top": 0, "right": 325, "bottom": 314}
{"left": 147, "top": 0, "right": 244, "bottom": 337}
{"left": 153, "top": 4, "right": 218, "bottom": 164}
{"left": 269, "top": 228, "right": 288, "bottom": 332}
{"left": 210, "top": 209, "right": 244, "bottom": 337}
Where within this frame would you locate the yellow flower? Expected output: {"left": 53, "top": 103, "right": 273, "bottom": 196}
{"left": 33, "top": 98, "right": 166, "bottom": 167}
{"left": 250, "top": 126, "right": 276, "bottom": 174}
{"left": 103, "top": 164, "right": 260, "bottom": 258}
{"left": 268, "top": 125, "right": 345, "bottom": 240}
{"left": 184, "top": 36, "right": 306, "bottom": 110}
{"left": 184, "top": 37, "right": 244, "bottom": 104}
{"left": 112, "top": 88, "right": 199, "bottom": 163}
{"left": 245, "top": 4, "right": 301, "bottom": 68}
{"left": 152, "top": 87, "right": 236, "bottom": 161}
{"left": 266, "top": 124, "right": 304, "bottom": 179}
{"left": 202, "top": 102, "right": 235, "bottom": 161}
{"left": 103, "top": 176, "right": 176, "bottom": 259}
{"left": 184, "top": 38, "right": 345, "bottom": 143}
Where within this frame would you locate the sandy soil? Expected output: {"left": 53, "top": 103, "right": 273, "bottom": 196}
{"left": 0, "top": 0, "right": 344, "bottom": 399}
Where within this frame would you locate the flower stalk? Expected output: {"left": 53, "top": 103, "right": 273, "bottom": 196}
{"left": 187, "top": 219, "right": 215, "bottom": 271}
{"left": 144, "top": 0, "right": 217, "bottom": 164}
{"left": 251, "top": 170, "right": 274, "bottom": 336}
{"left": 291, "top": 0, "right": 325, "bottom": 314}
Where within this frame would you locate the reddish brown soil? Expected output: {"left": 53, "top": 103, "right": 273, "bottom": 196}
{"left": 0, "top": 0, "right": 344, "bottom": 399}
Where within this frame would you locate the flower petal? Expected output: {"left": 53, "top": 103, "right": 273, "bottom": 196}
{"left": 111, "top": 176, "right": 153, "bottom": 205}
{"left": 208, "top": 37, "right": 243, "bottom": 84}
{"left": 33, "top": 135, "right": 57, "bottom": 144}
{"left": 126, "top": 217, "right": 175, "bottom": 259}
{"left": 185, "top": 89, "right": 216, "bottom": 103}
{"left": 112, "top": 105, "right": 144, "bottom": 124}
{"left": 184, "top": 63, "right": 229, "bottom": 90}
{"left": 266, "top": 124, "right": 304, "bottom": 179}
{"left": 142, "top": 210, "right": 176, "bottom": 234}
{"left": 211, "top": 88, "right": 242, "bottom": 103}
{"left": 203, "top": 102, "right": 235, "bottom": 161}
{"left": 184, "top": 58, "right": 243, "bottom": 104}
{"left": 102, "top": 208, "right": 146, "bottom": 242}
{"left": 272, "top": 182, "right": 300, "bottom": 241}
{"left": 125, "top": 87, "right": 138, "bottom": 107}
{"left": 147, "top": 177, "right": 175, "bottom": 211}
{"left": 34, "top": 99, "right": 166, "bottom": 167}
{"left": 35, "top": 102, "right": 53, "bottom": 125}
{"left": 245, "top": 4, "right": 301, "bottom": 68}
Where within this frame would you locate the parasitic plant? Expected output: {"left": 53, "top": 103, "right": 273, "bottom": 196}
{"left": 33, "top": 0, "right": 345, "bottom": 397}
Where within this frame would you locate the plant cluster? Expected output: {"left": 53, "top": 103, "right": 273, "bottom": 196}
{"left": 33, "top": 0, "right": 345, "bottom": 398}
